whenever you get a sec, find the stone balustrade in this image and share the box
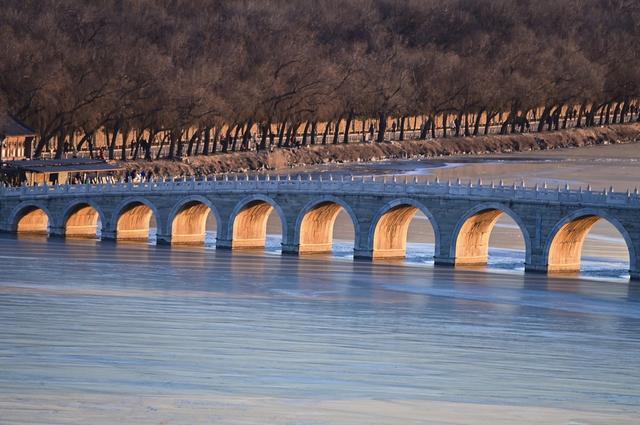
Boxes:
[1,174,638,208]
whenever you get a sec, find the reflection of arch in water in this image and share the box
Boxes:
[544,209,635,273]
[11,202,51,235]
[62,201,105,239]
[228,195,286,249]
[113,197,159,242]
[451,203,531,266]
[369,199,440,259]
[168,196,219,245]
[295,196,358,254]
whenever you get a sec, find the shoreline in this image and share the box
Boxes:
[1,392,637,425]
[120,123,640,176]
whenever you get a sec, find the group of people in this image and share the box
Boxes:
[124,169,153,183]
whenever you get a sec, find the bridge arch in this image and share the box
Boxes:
[112,197,160,242]
[544,208,636,274]
[228,194,287,249]
[167,196,220,245]
[294,196,359,254]
[450,203,531,266]
[9,202,52,235]
[61,200,106,239]
[368,198,440,259]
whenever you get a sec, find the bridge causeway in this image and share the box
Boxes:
[1,174,638,279]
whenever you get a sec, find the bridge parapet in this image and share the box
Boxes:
[1,175,639,208]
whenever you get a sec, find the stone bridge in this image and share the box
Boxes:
[1,174,639,279]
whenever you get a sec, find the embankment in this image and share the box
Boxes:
[121,123,640,176]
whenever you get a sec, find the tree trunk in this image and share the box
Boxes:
[284,123,293,147]
[268,125,275,148]
[241,120,253,151]
[54,127,66,159]
[187,129,200,156]
[277,122,286,147]
[34,132,51,159]
[221,126,233,153]
[202,127,211,155]
[399,116,406,141]
[212,126,220,154]
[332,117,342,144]
[419,116,429,139]
[194,129,202,155]
[259,121,269,151]
[473,109,484,136]
[562,108,569,129]
[576,103,586,128]
[520,110,529,132]
[484,112,495,135]
[301,121,310,146]
[231,124,241,152]
[156,133,169,159]
[464,113,470,136]
[88,132,95,159]
[129,130,138,158]
[108,123,121,160]
[120,126,130,161]
[142,131,152,160]
[586,105,597,127]
[547,107,556,131]
[552,106,561,130]
[537,106,551,132]
[500,112,511,134]
[612,102,620,124]
[620,99,629,123]
[603,103,612,125]
[76,130,93,152]
[343,111,353,144]
[442,112,448,138]
[168,130,178,159]
[376,113,387,143]
[510,108,518,133]
[321,122,329,145]
[176,129,187,157]
[310,121,317,145]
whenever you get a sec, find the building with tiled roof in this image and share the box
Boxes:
[0,114,36,160]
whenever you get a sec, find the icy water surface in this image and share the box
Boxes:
[1,233,640,424]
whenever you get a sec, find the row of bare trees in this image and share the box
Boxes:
[1,0,639,160]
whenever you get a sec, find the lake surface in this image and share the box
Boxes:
[1,234,639,424]
[3,150,640,424]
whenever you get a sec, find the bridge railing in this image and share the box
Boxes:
[1,175,639,207]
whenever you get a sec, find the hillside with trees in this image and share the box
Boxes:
[1,0,639,160]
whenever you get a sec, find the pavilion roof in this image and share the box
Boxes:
[0,114,35,138]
